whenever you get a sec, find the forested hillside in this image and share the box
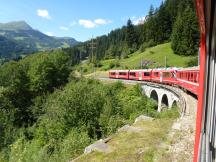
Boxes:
[70,0,199,66]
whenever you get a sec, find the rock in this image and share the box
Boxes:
[118,124,130,132]
[135,115,154,123]
[118,124,142,132]
[103,136,112,143]
[84,139,111,154]
[172,122,181,130]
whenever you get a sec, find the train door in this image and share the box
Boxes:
[139,71,142,80]
[116,72,119,78]
[160,72,163,83]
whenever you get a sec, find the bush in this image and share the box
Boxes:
[109,60,120,69]
[139,40,157,53]
[109,62,115,69]
[156,107,180,119]
[83,68,88,73]
[187,56,198,67]
[50,128,91,161]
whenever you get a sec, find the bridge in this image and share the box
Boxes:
[100,78,187,114]
[141,84,179,112]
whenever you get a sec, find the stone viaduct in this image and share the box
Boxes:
[141,84,179,112]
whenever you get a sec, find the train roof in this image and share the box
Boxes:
[109,70,129,72]
[109,66,199,73]
[129,69,152,72]
[178,66,200,71]
[152,68,178,71]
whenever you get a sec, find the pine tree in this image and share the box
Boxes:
[171,6,199,55]
[148,5,155,17]
[126,19,137,50]
[155,2,172,43]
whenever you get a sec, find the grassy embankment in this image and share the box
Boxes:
[76,108,179,162]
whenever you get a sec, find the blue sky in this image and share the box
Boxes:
[0,0,163,41]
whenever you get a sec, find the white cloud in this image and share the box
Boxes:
[45,32,54,36]
[132,16,146,25]
[131,16,136,19]
[70,21,77,26]
[78,19,112,28]
[94,19,111,25]
[37,9,51,19]
[60,26,69,31]
[79,19,96,28]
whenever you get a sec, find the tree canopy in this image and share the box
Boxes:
[66,0,199,61]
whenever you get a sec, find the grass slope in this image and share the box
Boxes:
[78,43,196,75]
[119,43,194,68]
[76,108,179,162]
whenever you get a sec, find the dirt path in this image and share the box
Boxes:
[159,88,197,162]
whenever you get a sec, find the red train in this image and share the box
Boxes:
[194,0,216,161]
[109,68,199,96]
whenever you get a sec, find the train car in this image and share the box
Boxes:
[176,68,199,95]
[151,68,177,84]
[128,70,140,80]
[109,70,129,79]
[128,69,152,81]
[151,69,161,83]
[194,0,216,161]
[142,69,152,81]
[109,70,118,79]
[161,69,177,85]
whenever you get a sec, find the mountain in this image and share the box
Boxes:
[0,36,25,59]
[0,21,79,59]
[0,21,32,30]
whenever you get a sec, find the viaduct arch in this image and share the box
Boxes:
[142,84,179,112]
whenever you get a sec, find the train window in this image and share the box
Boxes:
[188,72,190,81]
[163,72,171,78]
[194,72,197,83]
[119,72,127,75]
[197,72,199,83]
[129,72,136,76]
[154,72,159,77]
[144,72,150,76]
[191,72,194,81]
[194,72,196,82]
[195,72,199,83]
[111,72,116,75]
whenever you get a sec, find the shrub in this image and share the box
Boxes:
[187,56,198,67]
[109,62,115,69]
